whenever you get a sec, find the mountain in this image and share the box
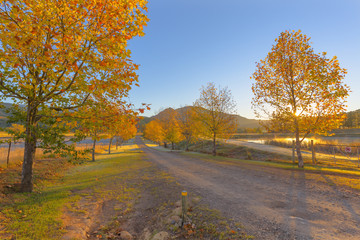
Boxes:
[0,102,16,128]
[138,106,261,131]
[231,114,261,129]
[0,102,14,117]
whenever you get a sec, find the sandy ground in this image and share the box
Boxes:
[136,137,360,240]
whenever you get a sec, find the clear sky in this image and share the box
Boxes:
[128,0,360,119]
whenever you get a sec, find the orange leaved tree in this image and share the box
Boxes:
[0,0,148,192]
[251,30,349,168]
[107,114,138,154]
[143,120,164,145]
[157,108,183,150]
[176,106,200,151]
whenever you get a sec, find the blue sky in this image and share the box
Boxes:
[128,0,360,119]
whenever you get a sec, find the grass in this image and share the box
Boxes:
[0,141,111,168]
[177,199,253,240]
[0,146,45,168]
[0,143,149,240]
[178,138,360,170]
[181,151,360,190]
[183,150,360,175]
[0,131,10,138]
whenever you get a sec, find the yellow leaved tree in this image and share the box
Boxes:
[143,120,164,145]
[0,0,148,192]
[251,30,350,168]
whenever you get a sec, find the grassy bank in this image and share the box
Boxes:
[180,151,360,191]
[0,144,148,239]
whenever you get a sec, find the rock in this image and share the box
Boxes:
[175,200,181,207]
[191,197,201,204]
[120,231,133,240]
[140,228,151,240]
[172,207,181,216]
[167,215,181,225]
[151,231,170,240]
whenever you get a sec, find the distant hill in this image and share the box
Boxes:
[0,102,13,117]
[140,106,360,131]
[137,116,151,132]
[138,106,261,131]
[0,102,16,128]
[231,114,260,129]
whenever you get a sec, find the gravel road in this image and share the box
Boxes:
[136,137,360,240]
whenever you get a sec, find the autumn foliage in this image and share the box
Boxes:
[251,30,349,167]
[0,0,148,192]
[143,120,164,144]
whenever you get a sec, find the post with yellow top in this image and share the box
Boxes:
[181,190,188,227]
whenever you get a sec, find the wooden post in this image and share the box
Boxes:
[181,191,187,227]
[357,147,359,168]
[311,140,316,164]
[6,141,11,168]
[292,140,295,164]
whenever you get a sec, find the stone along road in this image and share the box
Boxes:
[136,137,360,240]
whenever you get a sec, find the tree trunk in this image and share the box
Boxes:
[21,136,37,192]
[108,137,113,154]
[295,119,304,168]
[185,137,191,151]
[92,139,97,162]
[6,141,11,168]
[21,103,38,192]
[185,140,189,151]
[212,133,216,156]
[171,142,174,150]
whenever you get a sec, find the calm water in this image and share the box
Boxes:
[244,136,360,145]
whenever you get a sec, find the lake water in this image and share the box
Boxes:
[244,136,360,145]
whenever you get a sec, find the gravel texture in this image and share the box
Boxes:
[136,137,360,240]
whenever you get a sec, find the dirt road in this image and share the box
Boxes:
[136,137,360,240]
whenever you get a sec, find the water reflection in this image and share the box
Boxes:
[244,137,360,145]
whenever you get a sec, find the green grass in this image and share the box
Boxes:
[0,145,149,240]
[182,151,360,177]
[181,151,360,191]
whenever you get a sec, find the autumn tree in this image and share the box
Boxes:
[194,82,237,156]
[251,30,349,168]
[75,102,110,162]
[76,99,140,161]
[164,120,183,150]
[156,108,183,150]
[143,120,164,145]
[176,106,200,151]
[0,0,148,192]
[107,114,138,154]
[114,122,137,149]
[344,110,360,128]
